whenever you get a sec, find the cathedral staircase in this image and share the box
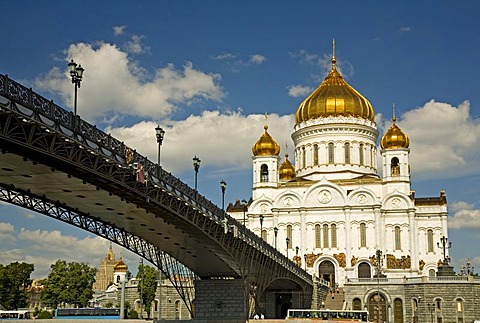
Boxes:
[322,288,346,310]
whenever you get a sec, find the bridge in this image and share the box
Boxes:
[0,73,324,319]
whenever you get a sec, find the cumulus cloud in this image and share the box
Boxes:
[113,25,127,36]
[249,54,266,65]
[125,35,150,54]
[33,42,224,124]
[0,222,16,243]
[287,85,313,98]
[392,100,480,180]
[399,26,412,33]
[448,201,480,229]
[106,111,295,175]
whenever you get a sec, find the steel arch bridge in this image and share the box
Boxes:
[0,73,320,319]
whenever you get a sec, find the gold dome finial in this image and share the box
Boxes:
[279,143,295,181]
[380,108,410,149]
[114,257,128,272]
[252,119,280,156]
[295,41,375,124]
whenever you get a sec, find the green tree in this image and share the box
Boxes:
[41,260,97,308]
[0,262,34,309]
[136,263,158,318]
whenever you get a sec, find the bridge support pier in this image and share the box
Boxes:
[194,278,248,320]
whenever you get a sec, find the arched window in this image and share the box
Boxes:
[328,142,335,164]
[359,144,364,166]
[391,157,400,176]
[323,224,329,248]
[302,146,306,168]
[154,300,158,311]
[287,225,292,248]
[352,298,362,311]
[331,224,337,248]
[261,229,267,241]
[456,298,464,322]
[344,143,350,164]
[394,226,401,250]
[360,223,366,248]
[435,298,442,311]
[427,229,434,253]
[260,164,269,182]
[313,144,319,165]
[394,298,404,323]
[429,269,436,277]
[175,300,181,319]
[315,224,321,248]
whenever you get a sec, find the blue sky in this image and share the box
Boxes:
[1,1,480,279]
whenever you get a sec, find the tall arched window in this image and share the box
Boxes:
[344,143,350,164]
[287,225,292,248]
[323,224,329,248]
[313,144,319,165]
[427,229,434,253]
[331,224,337,248]
[394,298,404,323]
[456,298,464,322]
[394,226,401,250]
[175,300,181,319]
[328,142,335,164]
[302,147,306,169]
[315,224,321,248]
[360,223,366,248]
[359,144,364,166]
[391,157,400,176]
[260,164,269,182]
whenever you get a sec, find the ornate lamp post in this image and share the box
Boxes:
[375,249,383,323]
[286,237,290,258]
[427,303,434,323]
[259,215,264,239]
[155,126,165,176]
[241,199,247,231]
[437,236,452,264]
[220,180,227,210]
[193,156,201,191]
[68,59,84,116]
[274,227,278,249]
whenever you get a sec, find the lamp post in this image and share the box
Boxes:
[193,156,201,191]
[139,258,144,320]
[242,199,247,231]
[375,249,383,323]
[220,180,227,210]
[68,59,84,116]
[274,227,278,249]
[304,254,307,270]
[286,237,290,258]
[437,236,452,264]
[155,126,165,176]
[259,215,264,239]
[427,303,434,323]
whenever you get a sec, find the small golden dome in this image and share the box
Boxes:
[279,153,295,181]
[252,125,280,156]
[295,56,375,124]
[380,117,410,149]
[113,258,128,272]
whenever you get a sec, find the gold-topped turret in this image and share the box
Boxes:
[279,152,295,181]
[113,258,128,272]
[295,40,375,124]
[252,124,280,156]
[380,115,410,149]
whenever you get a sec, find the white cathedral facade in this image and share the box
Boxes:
[228,51,448,289]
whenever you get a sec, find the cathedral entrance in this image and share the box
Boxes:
[318,260,335,288]
[358,262,372,278]
[368,292,386,323]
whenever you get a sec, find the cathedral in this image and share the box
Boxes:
[228,46,449,288]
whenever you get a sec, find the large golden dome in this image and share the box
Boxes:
[295,55,375,124]
[113,258,128,272]
[252,125,280,156]
[380,117,410,149]
[279,153,295,181]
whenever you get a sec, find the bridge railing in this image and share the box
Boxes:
[0,73,312,283]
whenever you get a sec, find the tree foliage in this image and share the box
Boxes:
[136,263,158,318]
[41,260,97,308]
[0,262,34,310]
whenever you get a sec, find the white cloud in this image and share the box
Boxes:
[287,85,313,98]
[125,35,150,54]
[212,52,236,61]
[113,25,127,36]
[34,42,225,124]
[106,111,295,175]
[0,222,16,243]
[399,26,412,33]
[448,201,480,229]
[249,54,266,65]
[394,100,480,180]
